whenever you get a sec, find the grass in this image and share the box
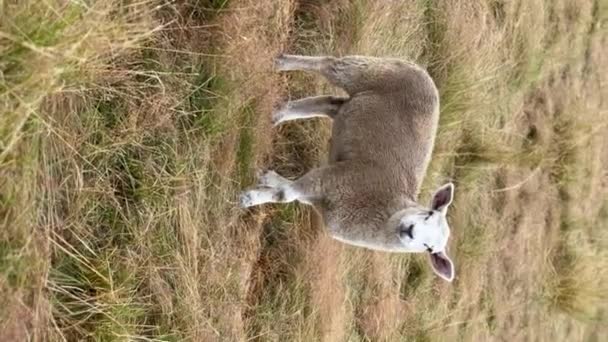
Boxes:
[1,0,607,341]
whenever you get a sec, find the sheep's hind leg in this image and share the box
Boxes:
[275,54,413,95]
[273,95,347,126]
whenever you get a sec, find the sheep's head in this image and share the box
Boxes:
[393,183,455,281]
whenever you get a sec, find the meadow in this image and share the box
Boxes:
[1,0,607,340]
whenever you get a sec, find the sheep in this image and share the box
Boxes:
[240,54,455,282]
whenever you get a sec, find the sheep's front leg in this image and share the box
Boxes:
[239,163,358,209]
[239,188,275,207]
[239,171,311,208]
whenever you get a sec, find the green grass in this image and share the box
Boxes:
[236,103,256,186]
[245,204,317,340]
[50,247,145,339]
[184,66,228,137]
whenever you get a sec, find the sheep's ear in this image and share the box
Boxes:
[431,183,454,213]
[428,251,454,282]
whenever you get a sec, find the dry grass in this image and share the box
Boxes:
[1,0,607,341]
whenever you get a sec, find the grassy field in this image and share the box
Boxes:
[1,0,607,340]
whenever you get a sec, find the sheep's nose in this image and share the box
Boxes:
[399,224,414,239]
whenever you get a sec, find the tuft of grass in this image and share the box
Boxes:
[545,230,608,322]
[50,246,145,340]
[0,0,157,160]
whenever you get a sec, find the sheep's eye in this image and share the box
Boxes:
[424,211,433,221]
[424,243,433,253]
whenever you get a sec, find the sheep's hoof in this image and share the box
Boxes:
[274,54,289,71]
[239,191,255,208]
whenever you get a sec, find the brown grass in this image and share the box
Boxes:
[1,0,607,341]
